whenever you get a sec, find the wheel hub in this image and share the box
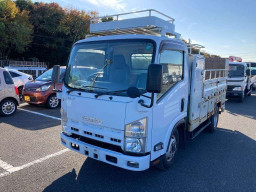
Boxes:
[49,97,58,108]
[2,101,15,115]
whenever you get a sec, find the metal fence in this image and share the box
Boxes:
[0,60,48,78]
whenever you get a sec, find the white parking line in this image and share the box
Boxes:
[0,159,14,170]
[18,108,61,121]
[0,149,69,178]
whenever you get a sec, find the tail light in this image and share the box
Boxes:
[14,86,19,95]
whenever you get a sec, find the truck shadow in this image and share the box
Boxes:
[43,128,256,192]
[225,91,256,120]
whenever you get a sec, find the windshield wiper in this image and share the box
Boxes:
[67,86,106,94]
[95,88,148,99]
[94,89,128,98]
[90,59,111,87]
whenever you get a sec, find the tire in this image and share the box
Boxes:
[207,106,219,133]
[18,86,23,101]
[157,128,179,171]
[0,99,17,117]
[46,94,59,109]
[239,92,245,102]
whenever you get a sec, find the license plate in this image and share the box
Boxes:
[24,96,30,101]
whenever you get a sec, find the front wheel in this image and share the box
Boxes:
[0,99,17,117]
[207,106,219,133]
[157,128,179,170]
[239,92,245,102]
[46,94,59,109]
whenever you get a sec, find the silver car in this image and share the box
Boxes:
[0,68,20,116]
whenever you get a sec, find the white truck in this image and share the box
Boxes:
[52,10,228,171]
[227,61,256,102]
[246,62,256,90]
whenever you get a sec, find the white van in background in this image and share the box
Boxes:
[5,68,33,97]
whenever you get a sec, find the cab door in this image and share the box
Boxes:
[151,41,189,161]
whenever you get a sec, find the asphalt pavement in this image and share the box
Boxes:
[0,92,256,192]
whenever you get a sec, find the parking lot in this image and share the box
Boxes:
[0,92,256,192]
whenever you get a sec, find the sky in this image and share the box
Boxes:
[33,0,256,61]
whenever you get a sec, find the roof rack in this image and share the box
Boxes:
[90,9,175,23]
[187,43,205,54]
[89,9,180,38]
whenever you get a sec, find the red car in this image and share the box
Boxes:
[23,67,66,109]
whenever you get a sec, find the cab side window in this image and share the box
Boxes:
[158,49,184,99]
[3,71,14,85]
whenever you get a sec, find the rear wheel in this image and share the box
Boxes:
[207,106,219,133]
[157,128,179,171]
[0,99,17,117]
[46,94,59,109]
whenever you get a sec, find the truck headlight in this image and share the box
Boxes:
[124,118,147,153]
[233,87,242,91]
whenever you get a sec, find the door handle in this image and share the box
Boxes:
[181,98,185,112]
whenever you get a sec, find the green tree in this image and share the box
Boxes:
[27,3,97,67]
[0,0,33,58]
[15,0,33,11]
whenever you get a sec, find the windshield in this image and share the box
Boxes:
[65,39,155,96]
[36,68,65,81]
[228,65,244,78]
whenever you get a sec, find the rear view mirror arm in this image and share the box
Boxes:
[138,92,154,108]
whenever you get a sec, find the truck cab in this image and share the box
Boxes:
[227,61,254,102]
[54,10,228,171]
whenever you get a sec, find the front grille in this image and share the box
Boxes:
[95,134,104,139]
[71,133,123,153]
[71,127,79,132]
[84,131,92,136]
[111,138,121,143]
[227,85,236,92]
[30,97,37,102]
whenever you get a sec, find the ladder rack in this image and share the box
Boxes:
[89,9,180,38]
[90,9,175,24]
[187,44,205,54]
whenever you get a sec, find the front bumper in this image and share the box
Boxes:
[22,91,49,105]
[61,133,150,171]
[226,91,243,97]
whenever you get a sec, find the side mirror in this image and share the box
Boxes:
[146,64,163,93]
[138,64,162,109]
[52,65,60,90]
[52,65,60,84]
